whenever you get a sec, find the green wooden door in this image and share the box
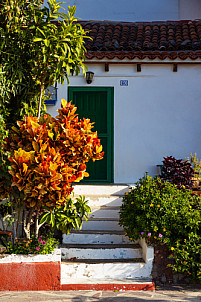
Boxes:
[68,87,114,183]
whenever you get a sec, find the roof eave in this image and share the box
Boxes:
[85,50,201,63]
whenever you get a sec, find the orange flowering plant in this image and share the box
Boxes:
[1,99,103,240]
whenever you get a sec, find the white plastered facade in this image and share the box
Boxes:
[47,59,201,183]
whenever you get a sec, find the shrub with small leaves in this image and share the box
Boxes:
[119,174,201,282]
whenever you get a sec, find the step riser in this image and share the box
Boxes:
[61,247,142,260]
[81,220,123,231]
[63,233,132,245]
[61,262,152,283]
[73,185,129,196]
[89,209,120,219]
[77,196,123,207]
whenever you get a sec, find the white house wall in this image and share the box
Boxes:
[179,0,201,20]
[47,63,201,183]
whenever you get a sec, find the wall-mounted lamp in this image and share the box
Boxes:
[86,71,94,84]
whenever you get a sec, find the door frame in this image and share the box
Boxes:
[68,86,114,183]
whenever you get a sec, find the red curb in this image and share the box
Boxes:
[61,282,155,291]
[0,262,61,291]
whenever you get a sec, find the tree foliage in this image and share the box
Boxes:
[0,0,87,126]
[0,0,44,127]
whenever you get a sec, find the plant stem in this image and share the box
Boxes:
[37,67,47,119]
[16,206,21,237]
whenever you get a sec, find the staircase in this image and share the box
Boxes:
[60,185,154,291]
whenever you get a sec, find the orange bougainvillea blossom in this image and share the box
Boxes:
[7,99,104,210]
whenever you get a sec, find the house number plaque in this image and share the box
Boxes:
[120,80,128,86]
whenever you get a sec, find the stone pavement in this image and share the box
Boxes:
[0,285,201,302]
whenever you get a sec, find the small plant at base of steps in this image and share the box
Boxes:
[40,195,91,235]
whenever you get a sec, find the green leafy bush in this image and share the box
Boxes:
[119,174,201,282]
[40,195,91,235]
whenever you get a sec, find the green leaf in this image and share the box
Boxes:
[44,39,50,47]
[36,27,47,38]
[33,38,43,42]
[50,212,55,228]
[39,212,50,225]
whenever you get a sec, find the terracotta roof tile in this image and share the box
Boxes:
[78,20,201,60]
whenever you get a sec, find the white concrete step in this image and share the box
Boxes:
[73,184,129,196]
[89,208,120,219]
[61,260,153,284]
[81,220,123,231]
[62,232,132,245]
[86,196,123,207]
[61,244,142,260]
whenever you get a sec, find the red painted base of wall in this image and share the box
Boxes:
[61,282,155,291]
[0,262,61,291]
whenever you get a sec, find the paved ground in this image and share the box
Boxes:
[0,285,200,302]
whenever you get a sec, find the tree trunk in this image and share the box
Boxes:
[34,210,46,238]
[0,215,5,232]
[23,207,34,240]
[37,82,44,119]
[35,210,39,238]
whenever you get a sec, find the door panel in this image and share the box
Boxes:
[68,87,114,183]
